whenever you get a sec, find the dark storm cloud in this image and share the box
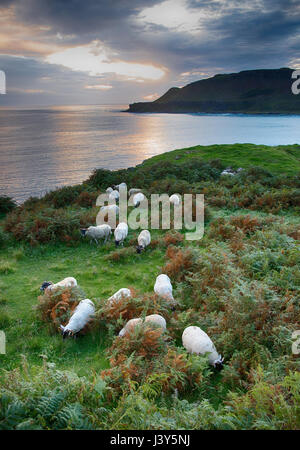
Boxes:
[5,0,300,68]
[13,0,162,34]
[1,0,299,105]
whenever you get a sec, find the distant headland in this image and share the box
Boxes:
[127,68,300,114]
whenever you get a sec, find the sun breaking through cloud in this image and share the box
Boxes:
[46,40,166,81]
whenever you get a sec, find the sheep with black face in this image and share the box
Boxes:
[154,274,177,308]
[80,224,111,245]
[40,277,77,293]
[182,326,224,371]
[114,222,128,246]
[60,298,95,339]
[136,229,151,253]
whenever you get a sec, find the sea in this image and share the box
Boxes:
[0,104,300,203]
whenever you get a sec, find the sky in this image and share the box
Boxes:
[0,0,299,106]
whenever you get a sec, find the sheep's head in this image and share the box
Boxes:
[80,228,87,237]
[213,355,224,371]
[115,240,120,247]
[136,245,144,254]
[40,281,53,292]
[60,325,72,340]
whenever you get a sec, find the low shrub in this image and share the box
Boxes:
[37,286,86,334]
[162,246,196,282]
[0,196,17,214]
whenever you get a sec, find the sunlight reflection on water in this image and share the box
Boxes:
[0,104,299,202]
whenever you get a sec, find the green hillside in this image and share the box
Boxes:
[141,143,300,175]
[0,143,299,430]
[128,68,300,114]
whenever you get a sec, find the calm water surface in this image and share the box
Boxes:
[0,104,300,202]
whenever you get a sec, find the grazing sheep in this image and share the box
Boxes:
[182,326,224,370]
[119,318,142,337]
[129,188,142,196]
[133,192,145,208]
[113,182,127,191]
[107,288,132,306]
[136,230,151,253]
[169,194,180,206]
[119,314,166,337]
[108,190,120,202]
[221,169,235,176]
[40,277,77,293]
[106,187,113,194]
[154,274,176,307]
[144,314,166,330]
[114,222,128,246]
[80,224,111,245]
[60,299,95,339]
[100,204,119,215]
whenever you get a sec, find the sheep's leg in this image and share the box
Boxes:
[94,238,99,245]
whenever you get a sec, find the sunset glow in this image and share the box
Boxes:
[46,41,166,81]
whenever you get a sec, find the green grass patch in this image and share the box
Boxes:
[141,143,300,174]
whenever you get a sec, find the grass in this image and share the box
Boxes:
[0,143,299,430]
[0,233,165,374]
[141,143,300,175]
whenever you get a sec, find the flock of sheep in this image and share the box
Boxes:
[39,182,224,371]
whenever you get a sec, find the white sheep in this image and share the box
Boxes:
[80,224,111,245]
[107,288,132,306]
[182,326,224,370]
[114,222,128,246]
[119,314,166,337]
[106,187,113,194]
[221,167,235,176]
[144,314,166,330]
[108,190,120,202]
[114,182,127,191]
[154,274,176,307]
[118,318,142,337]
[169,194,180,206]
[60,299,95,339]
[132,192,145,208]
[40,277,77,293]
[100,204,119,215]
[129,188,142,196]
[136,230,151,253]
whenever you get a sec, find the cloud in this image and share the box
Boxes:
[85,84,113,90]
[45,40,166,80]
[143,92,159,100]
[0,0,299,105]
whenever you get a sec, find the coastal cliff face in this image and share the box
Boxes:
[128,68,300,113]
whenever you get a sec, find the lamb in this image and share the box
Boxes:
[60,299,95,339]
[108,189,120,202]
[106,187,113,194]
[129,188,142,196]
[119,314,166,337]
[40,277,77,293]
[80,224,111,245]
[114,222,128,246]
[107,287,132,306]
[136,230,151,253]
[132,192,145,208]
[169,194,180,206]
[154,274,176,307]
[182,326,224,370]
